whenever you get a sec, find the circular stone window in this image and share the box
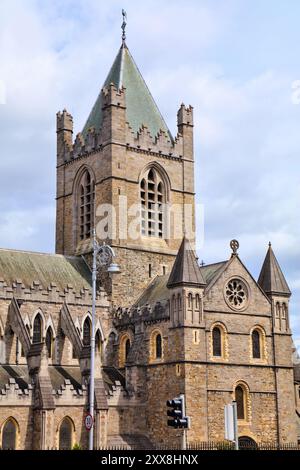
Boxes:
[225,278,249,311]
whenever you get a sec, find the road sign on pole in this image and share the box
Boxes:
[85,413,93,431]
[224,402,239,450]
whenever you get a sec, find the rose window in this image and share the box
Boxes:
[225,279,248,310]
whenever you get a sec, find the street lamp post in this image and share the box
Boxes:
[89,229,120,450]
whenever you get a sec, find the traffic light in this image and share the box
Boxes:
[166,395,189,428]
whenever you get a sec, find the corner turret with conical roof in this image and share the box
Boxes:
[167,237,206,327]
[258,242,291,297]
[55,15,196,306]
[167,237,206,288]
[258,242,291,333]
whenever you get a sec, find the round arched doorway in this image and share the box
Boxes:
[238,436,257,450]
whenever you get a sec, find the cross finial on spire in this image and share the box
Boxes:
[121,9,127,45]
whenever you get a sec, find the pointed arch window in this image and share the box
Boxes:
[46,327,53,359]
[32,314,42,344]
[140,168,165,238]
[252,330,261,359]
[125,338,131,360]
[59,417,73,450]
[83,318,91,346]
[2,418,17,450]
[79,170,95,241]
[95,330,101,353]
[212,327,222,357]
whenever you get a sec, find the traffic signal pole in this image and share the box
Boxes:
[180,394,187,450]
[166,394,189,450]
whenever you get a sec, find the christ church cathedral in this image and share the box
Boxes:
[0,17,299,450]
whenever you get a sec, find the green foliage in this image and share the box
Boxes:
[72,443,82,450]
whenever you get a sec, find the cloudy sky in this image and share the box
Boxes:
[0,0,299,351]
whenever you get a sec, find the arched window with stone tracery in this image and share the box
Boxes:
[78,169,95,241]
[1,418,18,450]
[58,417,74,450]
[140,168,166,238]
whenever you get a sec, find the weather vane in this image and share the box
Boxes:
[121,9,127,44]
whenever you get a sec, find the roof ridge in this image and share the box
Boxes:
[0,247,65,257]
[200,260,228,269]
[0,248,84,260]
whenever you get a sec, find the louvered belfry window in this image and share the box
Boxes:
[140,168,164,238]
[79,170,95,241]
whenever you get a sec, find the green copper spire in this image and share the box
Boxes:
[82,43,173,141]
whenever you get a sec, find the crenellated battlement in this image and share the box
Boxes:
[102,83,126,108]
[177,103,194,126]
[57,83,193,164]
[0,277,108,306]
[112,300,170,327]
[0,378,33,403]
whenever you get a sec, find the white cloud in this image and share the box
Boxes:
[0,0,299,341]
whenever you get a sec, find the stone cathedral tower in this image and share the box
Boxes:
[55,35,195,307]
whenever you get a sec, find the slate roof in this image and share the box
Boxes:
[167,238,206,288]
[258,244,291,296]
[102,366,126,391]
[200,261,228,285]
[0,249,91,292]
[134,275,169,307]
[49,366,82,392]
[135,260,225,307]
[0,364,126,395]
[0,365,29,391]
[82,43,173,141]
